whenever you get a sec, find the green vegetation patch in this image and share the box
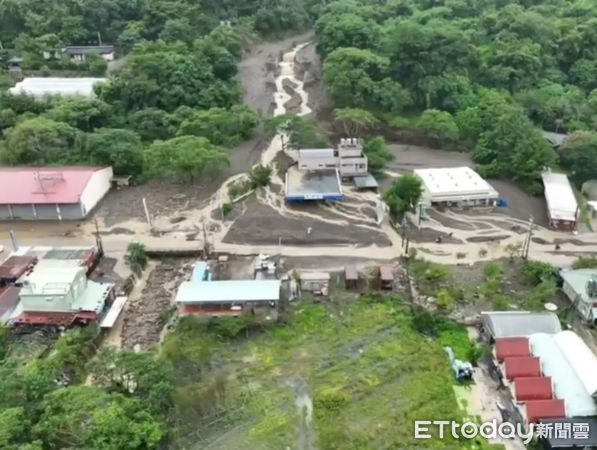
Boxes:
[164,295,489,449]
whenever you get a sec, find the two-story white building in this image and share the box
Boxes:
[297,138,368,177]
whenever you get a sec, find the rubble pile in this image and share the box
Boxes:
[121,258,193,350]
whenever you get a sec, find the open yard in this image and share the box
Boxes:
[162,291,502,450]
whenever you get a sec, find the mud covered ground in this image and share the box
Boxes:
[223,196,391,247]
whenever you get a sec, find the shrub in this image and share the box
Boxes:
[222,202,234,216]
[228,179,252,200]
[249,164,272,188]
[521,261,557,285]
[572,256,597,269]
[126,241,148,275]
[314,389,351,417]
[483,261,504,281]
[436,289,456,311]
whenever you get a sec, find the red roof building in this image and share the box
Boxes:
[503,357,542,379]
[524,399,566,423]
[495,337,530,362]
[514,377,553,401]
[0,167,113,221]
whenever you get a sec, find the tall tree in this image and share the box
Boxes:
[333,108,379,137]
[384,175,424,221]
[2,117,79,165]
[144,135,229,182]
[44,98,113,132]
[85,128,144,175]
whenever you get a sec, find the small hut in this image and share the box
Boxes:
[379,265,394,290]
[344,265,358,290]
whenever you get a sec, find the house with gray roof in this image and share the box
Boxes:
[560,268,597,325]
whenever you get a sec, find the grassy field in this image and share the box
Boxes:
[163,293,503,450]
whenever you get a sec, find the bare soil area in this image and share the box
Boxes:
[223,196,390,247]
[389,144,473,170]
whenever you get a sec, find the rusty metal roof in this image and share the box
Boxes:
[0,255,37,280]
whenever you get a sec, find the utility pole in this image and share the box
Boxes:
[94,219,104,257]
[142,197,152,230]
[97,32,103,45]
[522,215,534,260]
[401,217,410,257]
[202,221,210,259]
[9,230,18,251]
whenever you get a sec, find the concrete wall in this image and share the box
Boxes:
[80,167,113,216]
[339,157,368,176]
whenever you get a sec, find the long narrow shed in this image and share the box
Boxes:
[513,377,553,401]
[494,337,530,362]
[503,356,541,379]
[379,265,393,290]
[344,265,358,289]
[524,399,566,424]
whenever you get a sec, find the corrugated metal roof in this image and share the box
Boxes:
[482,311,561,338]
[514,377,553,401]
[525,399,566,423]
[414,167,498,201]
[0,167,104,204]
[495,337,530,361]
[9,77,106,97]
[344,265,358,280]
[560,268,597,305]
[300,272,330,281]
[100,296,127,328]
[553,331,597,398]
[530,333,597,417]
[63,45,114,54]
[0,255,37,280]
[541,170,578,222]
[191,262,209,282]
[353,174,378,189]
[379,265,393,281]
[503,357,541,379]
[175,280,280,303]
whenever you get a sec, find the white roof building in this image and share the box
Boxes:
[553,331,597,399]
[541,170,578,228]
[414,167,499,206]
[530,332,597,417]
[9,77,105,98]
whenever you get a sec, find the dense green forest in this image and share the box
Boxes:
[0,0,317,181]
[316,0,597,191]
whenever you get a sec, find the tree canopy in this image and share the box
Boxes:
[316,0,597,191]
[144,135,230,182]
[384,174,424,221]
